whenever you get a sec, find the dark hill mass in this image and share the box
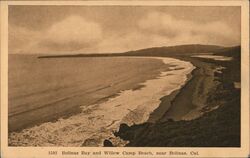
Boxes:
[123,44,224,56]
[38,44,238,58]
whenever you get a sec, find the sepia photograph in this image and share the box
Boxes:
[1,0,249,157]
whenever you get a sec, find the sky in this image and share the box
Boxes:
[9,6,241,54]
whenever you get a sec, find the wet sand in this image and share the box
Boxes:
[160,57,219,121]
[148,56,220,122]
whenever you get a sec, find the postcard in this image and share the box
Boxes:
[1,0,249,157]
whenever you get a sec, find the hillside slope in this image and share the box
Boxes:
[114,46,241,147]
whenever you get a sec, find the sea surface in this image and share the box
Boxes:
[8,54,194,146]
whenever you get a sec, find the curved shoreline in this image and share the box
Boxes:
[9,56,195,147]
[9,56,165,132]
[110,57,195,126]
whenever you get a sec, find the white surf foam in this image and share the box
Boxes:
[192,55,233,61]
[9,57,195,147]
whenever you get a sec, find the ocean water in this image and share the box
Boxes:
[8,55,194,146]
